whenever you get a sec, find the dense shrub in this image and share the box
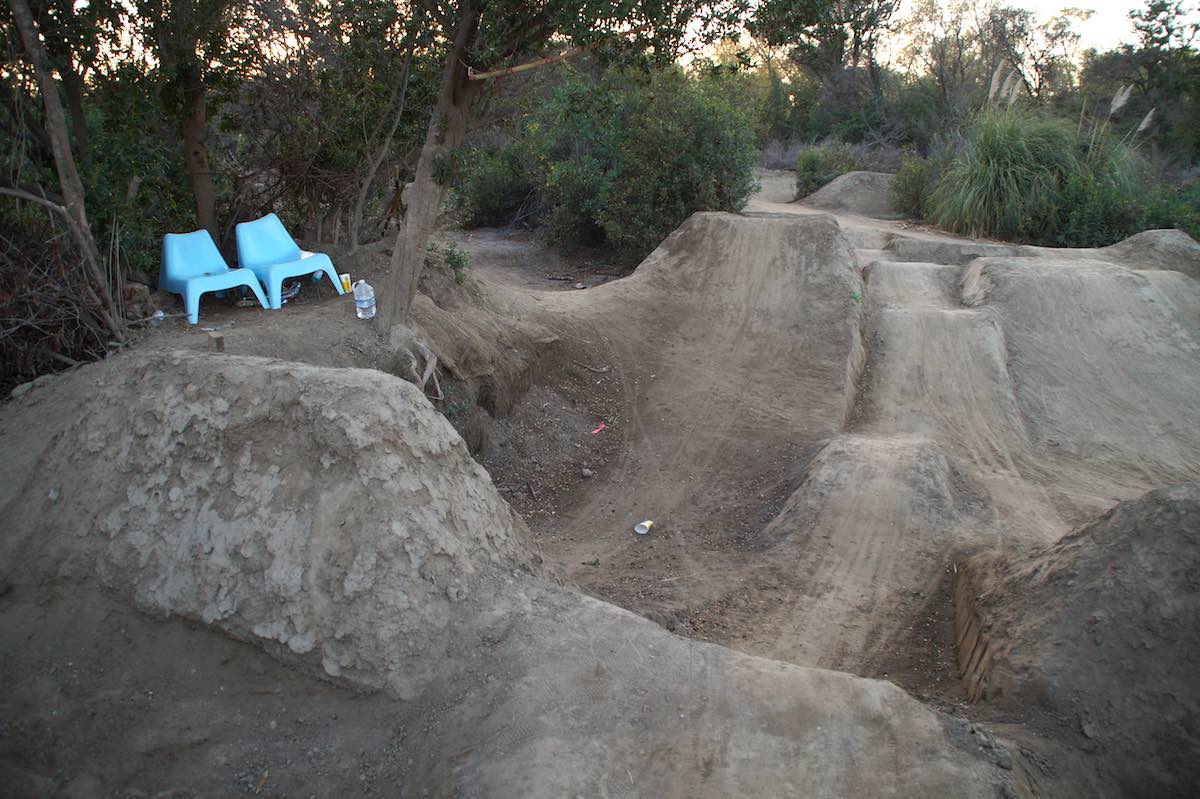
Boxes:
[891,153,933,219]
[456,66,757,263]
[450,146,533,228]
[1140,182,1200,240]
[929,110,1076,241]
[595,69,758,259]
[1055,172,1200,246]
[794,144,865,198]
[924,108,1200,247]
[1054,173,1136,247]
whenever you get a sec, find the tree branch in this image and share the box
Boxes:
[0,185,69,216]
[0,175,66,204]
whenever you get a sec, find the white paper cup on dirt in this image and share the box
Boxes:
[634,520,654,536]
[339,273,352,293]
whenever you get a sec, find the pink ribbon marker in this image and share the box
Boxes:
[591,422,606,435]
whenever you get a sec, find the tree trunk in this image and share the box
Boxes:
[179,67,217,239]
[382,5,480,329]
[61,66,89,166]
[8,0,123,341]
[350,29,418,253]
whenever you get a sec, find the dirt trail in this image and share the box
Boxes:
[472,169,1200,689]
[0,352,1016,798]
[3,169,1198,796]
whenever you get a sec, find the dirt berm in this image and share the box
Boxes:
[0,351,1014,797]
[801,171,901,219]
[956,483,1200,798]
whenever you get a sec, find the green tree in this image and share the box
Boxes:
[750,0,897,84]
[137,0,240,238]
[381,0,747,328]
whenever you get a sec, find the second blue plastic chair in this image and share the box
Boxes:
[235,213,344,309]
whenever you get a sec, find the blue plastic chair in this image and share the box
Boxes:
[235,213,344,309]
[159,230,269,325]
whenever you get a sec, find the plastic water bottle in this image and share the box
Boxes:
[353,279,376,319]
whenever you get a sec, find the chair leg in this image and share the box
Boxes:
[184,289,201,325]
[244,278,269,309]
[322,263,344,295]
[268,277,283,310]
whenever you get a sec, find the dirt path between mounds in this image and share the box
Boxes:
[3,169,1198,797]
[465,170,1200,703]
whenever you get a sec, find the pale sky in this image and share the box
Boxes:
[971,0,1199,52]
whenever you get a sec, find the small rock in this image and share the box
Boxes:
[581,468,594,478]
[574,282,586,289]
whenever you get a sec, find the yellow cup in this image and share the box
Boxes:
[339,273,352,293]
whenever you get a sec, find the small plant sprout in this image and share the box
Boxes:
[425,239,472,285]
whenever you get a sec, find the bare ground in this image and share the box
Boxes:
[2,169,1198,796]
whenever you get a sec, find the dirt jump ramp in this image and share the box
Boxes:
[0,351,1015,797]
[963,256,1200,505]
[954,483,1200,799]
[801,171,902,220]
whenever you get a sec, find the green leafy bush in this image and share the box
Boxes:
[1052,171,1200,247]
[794,144,864,198]
[929,110,1076,241]
[891,153,932,219]
[537,155,610,247]
[521,66,757,262]
[424,239,471,284]
[1053,162,1140,247]
[1140,182,1200,241]
[596,70,758,259]
[450,146,532,228]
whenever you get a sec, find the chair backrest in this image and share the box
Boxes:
[235,213,302,270]
[160,230,229,290]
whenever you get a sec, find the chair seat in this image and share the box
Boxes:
[235,213,345,310]
[247,251,334,284]
[177,266,264,295]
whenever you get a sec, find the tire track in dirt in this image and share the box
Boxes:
[480,175,1200,690]
[728,216,1069,676]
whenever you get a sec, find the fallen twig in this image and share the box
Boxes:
[573,360,609,374]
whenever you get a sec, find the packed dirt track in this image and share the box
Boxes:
[2,352,1014,797]
[2,172,1199,797]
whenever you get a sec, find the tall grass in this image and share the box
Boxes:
[929,109,1076,241]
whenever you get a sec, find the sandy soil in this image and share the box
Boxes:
[1,352,1016,798]
[461,171,1199,701]
[2,168,1198,796]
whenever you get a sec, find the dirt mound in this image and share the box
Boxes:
[0,350,541,699]
[957,483,1200,797]
[802,171,900,219]
[886,236,1023,264]
[1097,228,1200,278]
[487,211,868,626]
[962,257,1200,501]
[0,350,1017,796]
